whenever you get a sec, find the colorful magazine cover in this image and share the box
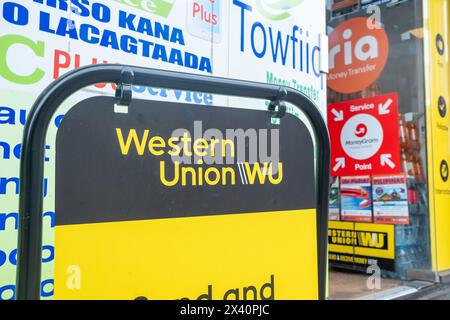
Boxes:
[340,176,373,223]
[372,174,410,225]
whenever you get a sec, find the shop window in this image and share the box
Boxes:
[326,0,431,280]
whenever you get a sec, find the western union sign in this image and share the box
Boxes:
[329,229,389,249]
[53,96,321,300]
[328,221,395,271]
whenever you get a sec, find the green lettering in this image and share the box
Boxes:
[0,34,45,84]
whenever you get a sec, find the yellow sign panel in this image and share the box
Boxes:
[354,223,395,260]
[425,0,450,272]
[55,210,318,300]
[328,221,395,270]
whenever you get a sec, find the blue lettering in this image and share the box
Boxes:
[4,246,53,266]
[39,11,55,34]
[233,0,252,52]
[138,39,154,57]
[184,52,198,69]
[0,177,48,197]
[79,24,100,44]
[1,142,51,162]
[184,91,192,103]
[3,2,29,26]
[193,92,203,104]
[91,2,110,23]
[0,250,6,267]
[33,0,69,11]
[0,212,18,231]
[0,211,51,231]
[132,86,146,94]
[56,17,79,39]
[0,281,53,300]
[204,94,213,105]
[174,90,183,100]
[306,41,310,74]
[118,10,184,45]
[43,211,55,228]
[312,45,321,77]
[70,0,90,17]
[0,285,15,300]
[8,249,16,265]
[41,279,54,297]
[118,11,137,32]
[0,177,19,195]
[13,143,21,160]
[99,30,119,50]
[171,28,185,46]
[0,106,15,125]
[168,49,183,66]
[251,22,267,58]
[42,245,54,263]
[232,1,321,80]
[159,88,168,98]
[199,57,212,73]
[291,26,299,69]
[269,28,290,66]
[154,22,169,42]
[137,18,153,36]
[0,107,26,126]
[0,141,10,159]
[146,87,159,96]
[121,35,137,55]
[55,114,64,128]
[152,44,168,62]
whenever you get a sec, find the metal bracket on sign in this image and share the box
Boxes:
[114,67,134,114]
[268,87,287,123]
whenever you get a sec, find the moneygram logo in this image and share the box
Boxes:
[354,123,368,138]
[328,17,389,94]
[341,114,383,160]
[255,0,304,21]
[114,0,176,18]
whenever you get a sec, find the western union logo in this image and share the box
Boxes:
[328,229,388,249]
[55,97,316,225]
[115,128,283,187]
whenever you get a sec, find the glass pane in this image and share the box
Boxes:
[326,0,431,283]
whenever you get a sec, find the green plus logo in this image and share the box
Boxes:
[255,0,304,21]
[114,0,175,18]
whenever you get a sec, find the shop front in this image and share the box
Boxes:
[327,0,450,299]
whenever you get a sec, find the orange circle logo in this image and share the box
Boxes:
[328,17,389,94]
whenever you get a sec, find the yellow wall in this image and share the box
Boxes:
[425,0,450,272]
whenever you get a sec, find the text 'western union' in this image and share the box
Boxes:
[115,128,283,187]
[328,229,388,249]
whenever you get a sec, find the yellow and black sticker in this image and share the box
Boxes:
[328,221,395,271]
[54,97,319,299]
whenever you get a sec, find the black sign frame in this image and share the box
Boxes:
[16,64,330,300]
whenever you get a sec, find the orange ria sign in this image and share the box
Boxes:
[328,17,389,94]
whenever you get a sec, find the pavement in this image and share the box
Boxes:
[328,269,403,300]
[397,283,450,300]
[329,269,450,300]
